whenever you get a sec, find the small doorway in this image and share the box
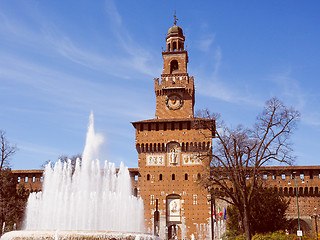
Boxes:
[168,224,181,240]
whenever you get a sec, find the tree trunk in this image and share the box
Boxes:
[243,202,251,240]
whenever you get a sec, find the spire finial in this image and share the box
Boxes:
[173,10,178,25]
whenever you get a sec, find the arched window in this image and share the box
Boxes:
[289,187,293,196]
[147,174,150,181]
[299,187,303,196]
[159,174,163,181]
[310,187,314,195]
[173,42,177,51]
[185,173,188,180]
[172,174,175,180]
[166,194,181,222]
[170,60,179,73]
[136,144,141,153]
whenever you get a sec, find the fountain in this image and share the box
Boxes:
[1,113,158,240]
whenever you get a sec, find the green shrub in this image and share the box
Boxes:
[224,230,316,240]
[251,231,313,240]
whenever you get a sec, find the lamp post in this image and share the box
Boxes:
[293,172,302,239]
[312,207,319,240]
[154,199,159,237]
[207,189,215,240]
[211,197,215,240]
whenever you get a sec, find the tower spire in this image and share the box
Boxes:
[173,10,178,25]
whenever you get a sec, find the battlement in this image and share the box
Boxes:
[154,75,194,96]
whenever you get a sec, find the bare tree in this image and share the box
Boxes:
[57,154,82,170]
[195,98,300,240]
[0,130,17,171]
[41,154,82,172]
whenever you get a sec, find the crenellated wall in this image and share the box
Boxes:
[12,165,320,235]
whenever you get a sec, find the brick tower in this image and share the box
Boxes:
[132,20,215,240]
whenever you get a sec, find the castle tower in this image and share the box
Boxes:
[132,19,215,240]
[155,22,194,119]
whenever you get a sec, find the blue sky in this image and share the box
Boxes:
[1,1,319,170]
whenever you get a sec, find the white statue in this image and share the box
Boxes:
[170,148,177,164]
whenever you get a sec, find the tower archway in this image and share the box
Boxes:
[170,60,179,73]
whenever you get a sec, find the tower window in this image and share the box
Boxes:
[170,60,179,73]
[173,42,177,51]
[147,174,150,181]
[172,174,175,180]
[159,174,163,181]
[185,173,188,180]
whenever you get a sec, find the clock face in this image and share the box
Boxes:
[165,94,183,110]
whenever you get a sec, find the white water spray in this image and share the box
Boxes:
[23,113,144,233]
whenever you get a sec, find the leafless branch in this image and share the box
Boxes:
[0,130,17,171]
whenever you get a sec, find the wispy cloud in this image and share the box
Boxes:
[0,1,159,80]
[269,68,320,129]
[196,34,215,52]
[103,0,159,77]
[303,112,320,127]
[269,68,306,110]
[0,52,152,121]
[196,47,263,106]
[0,0,158,123]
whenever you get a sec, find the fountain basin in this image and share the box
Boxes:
[0,230,160,240]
